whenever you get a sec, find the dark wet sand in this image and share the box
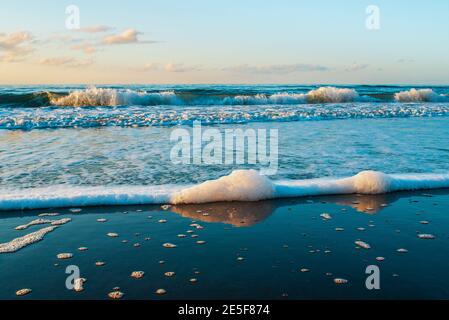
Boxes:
[1,190,449,300]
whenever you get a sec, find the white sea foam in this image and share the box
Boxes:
[170,170,274,204]
[394,89,449,102]
[1,170,449,210]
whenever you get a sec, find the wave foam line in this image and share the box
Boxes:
[1,170,449,211]
[0,185,180,211]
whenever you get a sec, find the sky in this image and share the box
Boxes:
[0,0,448,85]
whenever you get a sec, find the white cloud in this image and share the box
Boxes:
[77,25,113,33]
[39,57,93,68]
[397,58,415,63]
[103,29,154,45]
[223,63,331,74]
[0,31,35,62]
[344,63,369,72]
[164,63,202,72]
[71,43,97,54]
[143,62,161,71]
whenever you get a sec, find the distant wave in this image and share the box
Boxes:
[47,86,372,106]
[1,86,448,108]
[1,170,449,210]
[2,86,449,130]
[394,89,449,102]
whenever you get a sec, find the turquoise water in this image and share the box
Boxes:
[1,118,449,189]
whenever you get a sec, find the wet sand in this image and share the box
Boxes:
[1,190,449,300]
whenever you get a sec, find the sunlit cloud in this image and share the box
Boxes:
[71,43,97,54]
[143,62,161,71]
[223,63,331,74]
[103,29,155,45]
[45,34,81,44]
[0,31,35,62]
[164,63,202,72]
[77,25,113,33]
[39,57,93,68]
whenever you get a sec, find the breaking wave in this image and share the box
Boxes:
[1,86,448,108]
[1,170,449,210]
[394,89,449,102]
[49,88,181,106]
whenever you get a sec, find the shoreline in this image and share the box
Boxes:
[2,170,449,211]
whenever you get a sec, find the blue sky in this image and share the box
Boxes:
[0,0,448,84]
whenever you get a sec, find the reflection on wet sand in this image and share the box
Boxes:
[334,194,391,214]
[170,201,274,227]
[169,190,448,225]
[169,194,391,226]
[331,191,441,214]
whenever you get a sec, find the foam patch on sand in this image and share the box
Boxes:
[0,226,57,253]
[15,218,71,230]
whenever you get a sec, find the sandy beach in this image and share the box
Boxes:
[1,190,448,300]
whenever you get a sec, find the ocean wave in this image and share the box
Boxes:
[1,170,449,210]
[395,88,449,102]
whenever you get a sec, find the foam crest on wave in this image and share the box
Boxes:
[1,170,449,210]
[394,89,449,102]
